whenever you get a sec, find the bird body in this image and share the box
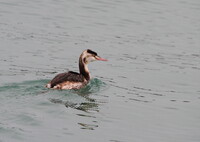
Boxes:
[46,49,107,90]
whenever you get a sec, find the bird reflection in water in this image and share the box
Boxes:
[49,78,106,112]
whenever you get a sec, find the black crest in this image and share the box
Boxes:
[87,49,97,56]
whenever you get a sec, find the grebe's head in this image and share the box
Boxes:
[81,49,107,64]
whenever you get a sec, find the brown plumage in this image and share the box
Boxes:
[50,72,86,88]
[46,49,107,90]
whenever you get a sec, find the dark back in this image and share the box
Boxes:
[50,71,85,88]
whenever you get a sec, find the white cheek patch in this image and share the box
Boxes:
[87,56,96,62]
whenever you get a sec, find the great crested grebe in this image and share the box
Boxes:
[46,49,107,89]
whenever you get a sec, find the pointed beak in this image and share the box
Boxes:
[95,56,108,61]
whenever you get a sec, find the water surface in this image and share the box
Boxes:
[0,0,200,142]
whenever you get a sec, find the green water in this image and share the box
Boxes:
[0,78,106,110]
[0,78,108,141]
[0,0,200,142]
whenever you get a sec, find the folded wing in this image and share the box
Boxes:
[50,71,85,88]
